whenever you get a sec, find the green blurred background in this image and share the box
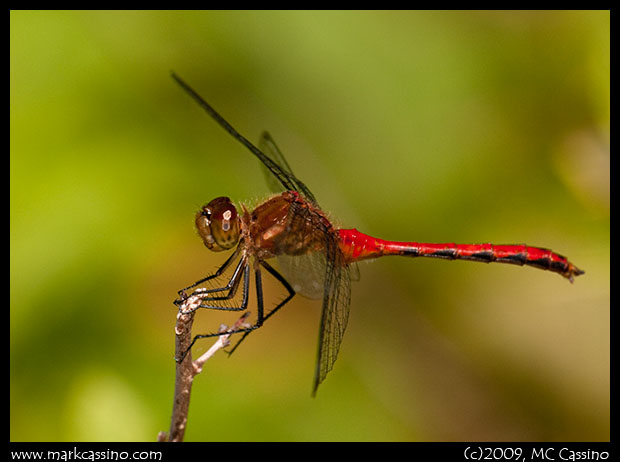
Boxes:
[10,11,609,441]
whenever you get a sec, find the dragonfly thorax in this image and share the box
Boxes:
[195,196,241,251]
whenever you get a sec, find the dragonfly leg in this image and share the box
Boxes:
[174,251,249,313]
[179,258,250,314]
[226,260,296,356]
[195,254,249,305]
[178,259,297,362]
[175,245,242,304]
[175,265,251,363]
[178,263,263,362]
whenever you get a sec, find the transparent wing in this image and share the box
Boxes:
[312,233,352,395]
[267,194,352,394]
[257,159,325,298]
[273,197,328,298]
[258,131,317,203]
[276,253,325,300]
[172,73,316,203]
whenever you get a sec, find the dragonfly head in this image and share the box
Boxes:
[195,197,241,251]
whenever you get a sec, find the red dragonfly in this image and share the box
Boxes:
[171,73,584,395]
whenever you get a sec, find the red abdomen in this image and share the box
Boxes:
[338,228,584,282]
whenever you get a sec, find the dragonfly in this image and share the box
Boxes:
[171,73,584,395]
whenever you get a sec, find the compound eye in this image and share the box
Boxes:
[195,197,240,251]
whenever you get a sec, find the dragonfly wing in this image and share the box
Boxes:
[271,196,328,299]
[258,131,317,203]
[171,74,315,202]
[312,236,352,395]
[258,131,294,194]
[276,253,325,300]
[266,194,352,393]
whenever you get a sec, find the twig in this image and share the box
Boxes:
[193,311,251,373]
[165,295,198,442]
[161,294,250,442]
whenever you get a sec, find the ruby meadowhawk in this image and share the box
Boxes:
[171,73,584,395]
